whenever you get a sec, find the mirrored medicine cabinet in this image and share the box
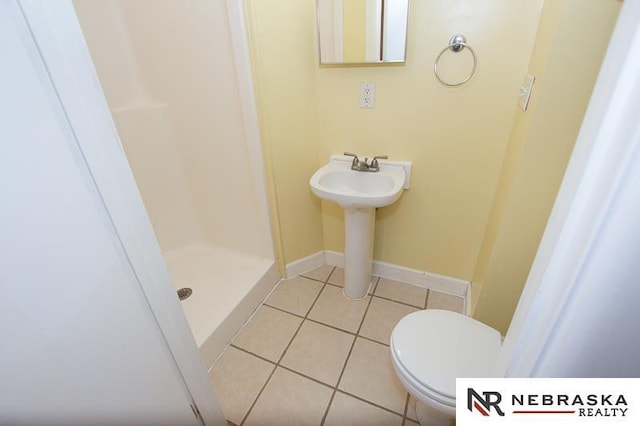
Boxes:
[317,0,410,65]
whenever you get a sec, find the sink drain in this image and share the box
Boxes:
[177,287,193,301]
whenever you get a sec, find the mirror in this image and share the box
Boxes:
[317,0,410,64]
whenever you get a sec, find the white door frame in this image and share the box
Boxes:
[16,1,225,423]
[496,0,640,376]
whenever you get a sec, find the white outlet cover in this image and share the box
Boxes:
[360,82,375,108]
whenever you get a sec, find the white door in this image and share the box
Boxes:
[0,3,207,424]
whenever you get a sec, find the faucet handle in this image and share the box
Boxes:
[371,155,389,169]
[343,152,359,168]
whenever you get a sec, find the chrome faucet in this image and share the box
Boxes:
[344,152,389,172]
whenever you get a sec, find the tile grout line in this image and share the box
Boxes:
[335,389,409,419]
[299,275,328,284]
[278,364,338,389]
[264,275,419,337]
[354,275,412,422]
[352,275,411,422]
[233,337,408,424]
[229,344,277,366]
[319,336,353,424]
[271,362,410,419]
[372,293,426,310]
[212,275,288,368]
[325,266,338,285]
[357,334,391,347]
[305,317,358,336]
[239,267,336,426]
[320,276,379,425]
[223,268,463,425]
[262,303,307,320]
[265,292,422,323]
[261,303,378,341]
[308,272,428,310]
[232,343,408,419]
[238,355,278,426]
[235,269,417,424]
[402,392,411,426]
[275,280,328,365]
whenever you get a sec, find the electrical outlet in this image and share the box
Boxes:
[360,83,375,108]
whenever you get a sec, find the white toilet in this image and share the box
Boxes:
[390,309,502,426]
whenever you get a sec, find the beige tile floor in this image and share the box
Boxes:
[209,266,465,426]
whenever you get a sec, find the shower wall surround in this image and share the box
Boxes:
[74,0,277,365]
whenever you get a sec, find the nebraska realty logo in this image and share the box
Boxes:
[457,379,639,425]
[468,387,628,417]
[468,389,505,416]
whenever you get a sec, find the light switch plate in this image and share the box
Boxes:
[519,74,535,111]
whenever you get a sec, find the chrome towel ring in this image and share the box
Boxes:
[434,34,477,87]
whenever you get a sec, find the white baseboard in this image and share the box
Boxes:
[205,252,473,370]
[373,260,468,297]
[284,251,326,279]
[311,250,469,298]
[325,250,344,268]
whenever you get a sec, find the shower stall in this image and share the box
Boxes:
[73,0,278,368]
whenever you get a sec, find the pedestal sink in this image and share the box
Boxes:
[310,155,412,299]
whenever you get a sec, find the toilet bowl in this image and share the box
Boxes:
[390,309,502,426]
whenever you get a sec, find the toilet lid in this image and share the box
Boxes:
[391,309,502,400]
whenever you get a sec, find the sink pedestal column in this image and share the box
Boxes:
[343,207,375,299]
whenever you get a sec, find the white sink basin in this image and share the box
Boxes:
[310,156,409,209]
[309,155,412,299]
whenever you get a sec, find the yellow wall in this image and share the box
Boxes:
[247,0,618,332]
[343,0,367,62]
[245,0,324,270]
[248,0,543,272]
[316,0,544,279]
[472,0,621,333]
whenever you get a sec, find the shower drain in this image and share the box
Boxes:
[177,287,193,301]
